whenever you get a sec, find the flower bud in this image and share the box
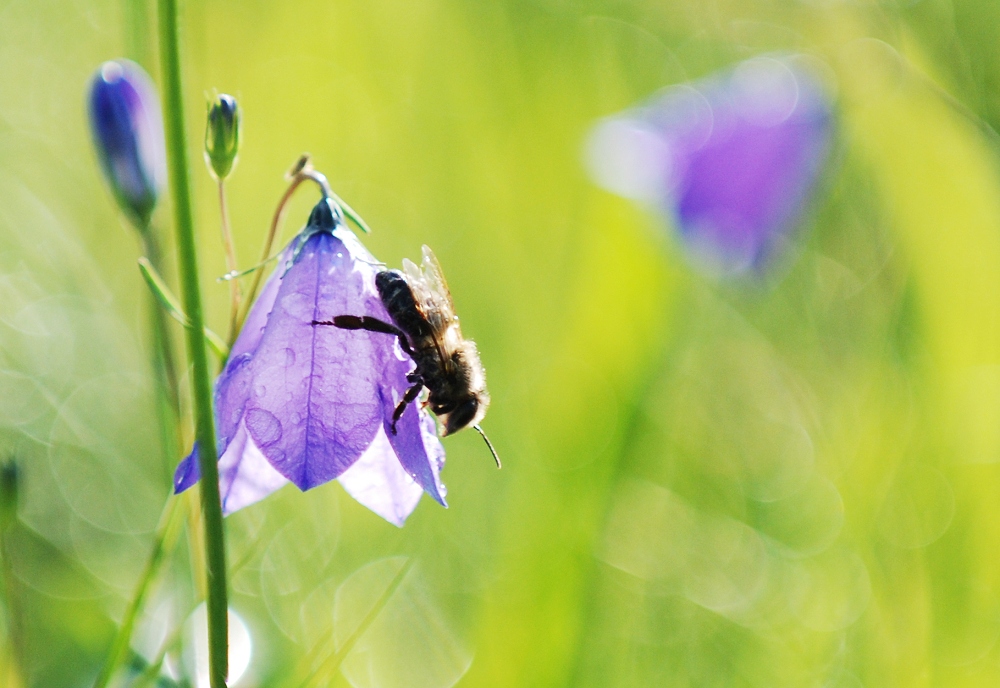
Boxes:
[205,94,241,180]
[87,60,167,230]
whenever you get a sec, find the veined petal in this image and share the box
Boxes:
[172,420,290,514]
[243,231,384,489]
[230,245,294,362]
[380,342,447,506]
[338,427,425,527]
[214,246,295,454]
[218,419,290,514]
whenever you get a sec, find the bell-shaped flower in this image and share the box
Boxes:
[585,55,834,275]
[87,60,167,229]
[174,197,447,526]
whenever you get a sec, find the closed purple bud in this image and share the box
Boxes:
[174,198,447,526]
[87,60,167,229]
[586,55,834,275]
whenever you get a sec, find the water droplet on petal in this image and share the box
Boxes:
[284,347,296,366]
[245,408,282,446]
[255,384,267,397]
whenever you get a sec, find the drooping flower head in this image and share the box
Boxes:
[175,196,447,526]
[585,55,834,275]
[87,60,167,229]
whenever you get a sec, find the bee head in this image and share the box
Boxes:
[443,392,489,436]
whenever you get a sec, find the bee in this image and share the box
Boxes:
[314,245,500,468]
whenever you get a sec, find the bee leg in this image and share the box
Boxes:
[390,383,424,435]
[314,315,414,357]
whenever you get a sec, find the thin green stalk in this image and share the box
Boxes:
[0,530,24,687]
[91,497,184,688]
[141,230,183,480]
[138,257,231,360]
[156,1,229,686]
[235,173,303,336]
[130,607,188,688]
[297,559,414,688]
[217,180,241,345]
[235,156,356,337]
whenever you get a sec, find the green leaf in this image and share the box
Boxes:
[138,258,230,359]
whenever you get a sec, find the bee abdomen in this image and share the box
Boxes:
[375,270,433,339]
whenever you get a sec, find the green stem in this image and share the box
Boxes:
[236,173,304,334]
[0,529,23,687]
[141,230,183,479]
[296,559,414,688]
[91,497,184,688]
[217,180,241,346]
[156,1,229,686]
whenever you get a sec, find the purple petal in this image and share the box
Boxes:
[174,443,200,493]
[229,246,294,362]
[214,246,295,454]
[217,420,290,514]
[338,427,425,526]
[173,422,290,514]
[242,231,386,489]
[379,341,447,506]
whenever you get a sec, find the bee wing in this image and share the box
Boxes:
[399,246,462,371]
[418,245,460,333]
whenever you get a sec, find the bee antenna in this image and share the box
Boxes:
[473,425,501,469]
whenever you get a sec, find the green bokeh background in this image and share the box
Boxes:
[3,0,1000,686]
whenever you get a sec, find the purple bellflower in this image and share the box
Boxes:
[87,60,167,229]
[585,55,833,275]
[175,197,447,526]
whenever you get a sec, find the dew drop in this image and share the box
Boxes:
[245,408,282,446]
[255,384,267,397]
[284,348,296,366]
[291,412,302,424]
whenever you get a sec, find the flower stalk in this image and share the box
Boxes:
[156,0,228,685]
[0,461,23,688]
[204,94,242,345]
[234,154,370,338]
[90,496,184,688]
[217,181,241,344]
[139,230,184,468]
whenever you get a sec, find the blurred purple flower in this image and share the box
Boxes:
[175,198,447,526]
[585,55,834,274]
[87,60,167,229]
